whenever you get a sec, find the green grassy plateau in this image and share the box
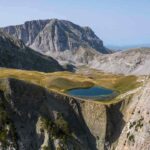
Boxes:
[0,68,141,104]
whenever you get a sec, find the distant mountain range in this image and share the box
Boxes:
[107,44,150,51]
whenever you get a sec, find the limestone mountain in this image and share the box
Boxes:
[0,30,63,72]
[2,19,150,75]
[1,20,50,46]
[1,19,111,65]
[3,19,150,75]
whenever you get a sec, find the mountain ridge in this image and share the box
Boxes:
[0,30,64,72]
[1,19,108,52]
[1,19,111,65]
[2,19,150,75]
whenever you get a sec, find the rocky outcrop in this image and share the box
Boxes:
[0,30,63,72]
[0,78,106,150]
[1,20,50,46]
[0,76,150,150]
[30,19,108,53]
[1,19,111,65]
[113,77,150,150]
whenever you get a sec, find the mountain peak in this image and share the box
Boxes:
[1,19,111,65]
[1,19,110,53]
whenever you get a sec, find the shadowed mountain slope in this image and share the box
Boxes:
[0,30,63,72]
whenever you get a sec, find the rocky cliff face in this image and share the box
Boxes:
[0,78,106,150]
[0,76,149,150]
[1,19,111,65]
[1,20,50,46]
[0,30,63,72]
[30,19,108,53]
[113,76,150,150]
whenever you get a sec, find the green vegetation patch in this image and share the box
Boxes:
[48,77,93,91]
[128,134,135,143]
[135,117,144,131]
[40,113,71,140]
[0,101,18,149]
[0,68,141,105]
[112,75,140,93]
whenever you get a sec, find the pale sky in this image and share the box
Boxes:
[0,0,150,46]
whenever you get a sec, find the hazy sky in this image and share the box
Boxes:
[0,0,150,46]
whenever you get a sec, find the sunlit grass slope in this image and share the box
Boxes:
[0,68,141,100]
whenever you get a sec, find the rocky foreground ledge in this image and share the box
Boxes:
[0,77,149,150]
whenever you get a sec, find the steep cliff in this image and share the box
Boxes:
[0,78,106,150]
[2,19,109,54]
[0,75,149,150]
[112,77,150,150]
[1,20,50,46]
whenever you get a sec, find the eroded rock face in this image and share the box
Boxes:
[81,102,107,149]
[0,78,107,150]
[2,19,109,54]
[30,19,107,53]
[0,77,150,150]
[113,77,150,150]
[1,20,50,46]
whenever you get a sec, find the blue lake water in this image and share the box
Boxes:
[67,86,115,100]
